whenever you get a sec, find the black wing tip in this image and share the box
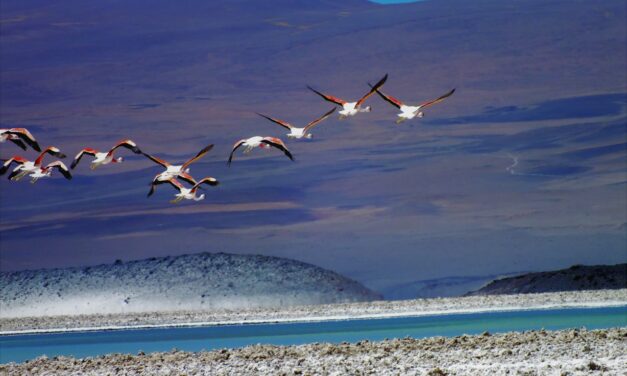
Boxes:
[10,139,27,151]
[307,85,323,96]
[373,73,388,88]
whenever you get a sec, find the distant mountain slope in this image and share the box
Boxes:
[466,264,627,296]
[0,252,381,318]
[381,273,523,300]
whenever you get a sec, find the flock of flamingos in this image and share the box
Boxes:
[0,74,455,203]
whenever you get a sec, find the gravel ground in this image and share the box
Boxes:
[2,289,625,334]
[2,328,625,375]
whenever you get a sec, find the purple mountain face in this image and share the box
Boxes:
[0,0,625,294]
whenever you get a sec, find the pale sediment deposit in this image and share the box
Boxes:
[2,289,625,334]
[2,328,625,375]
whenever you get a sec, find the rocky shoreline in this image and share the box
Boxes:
[2,328,625,375]
[2,289,625,334]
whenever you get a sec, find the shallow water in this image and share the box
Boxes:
[1,306,625,364]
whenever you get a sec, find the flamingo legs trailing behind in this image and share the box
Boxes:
[228,137,293,166]
[0,146,66,181]
[142,144,214,185]
[307,74,387,119]
[71,139,141,170]
[256,108,336,139]
[371,85,456,124]
[148,176,219,203]
[27,161,72,183]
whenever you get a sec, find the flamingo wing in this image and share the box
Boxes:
[35,147,66,166]
[370,85,403,109]
[7,128,41,151]
[227,139,246,166]
[148,177,184,197]
[178,172,198,186]
[0,156,28,175]
[418,88,456,109]
[108,139,141,156]
[261,137,294,161]
[304,107,336,133]
[182,144,214,169]
[8,137,27,151]
[192,176,220,191]
[71,148,98,169]
[45,161,72,180]
[142,152,170,167]
[256,113,293,130]
[307,86,347,106]
[356,74,388,107]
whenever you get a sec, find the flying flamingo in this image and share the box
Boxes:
[0,146,66,181]
[227,137,293,166]
[142,144,214,185]
[148,177,219,203]
[307,74,387,119]
[71,139,141,170]
[256,108,336,139]
[0,128,41,151]
[26,161,72,183]
[371,85,456,123]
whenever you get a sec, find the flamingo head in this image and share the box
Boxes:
[417,111,425,118]
[196,193,206,201]
[184,167,191,173]
[305,133,313,139]
[364,106,372,112]
[116,156,124,163]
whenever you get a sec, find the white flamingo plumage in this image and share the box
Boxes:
[142,144,214,186]
[256,108,336,139]
[372,86,456,124]
[149,177,219,203]
[228,136,294,166]
[307,74,388,119]
[0,146,67,182]
[71,139,141,170]
[0,128,41,151]
[27,161,72,183]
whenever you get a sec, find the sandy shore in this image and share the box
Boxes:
[1,289,625,334]
[2,328,625,375]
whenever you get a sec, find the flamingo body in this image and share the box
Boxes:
[228,136,293,165]
[307,74,387,119]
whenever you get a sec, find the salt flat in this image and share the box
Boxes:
[2,328,625,375]
[2,289,625,334]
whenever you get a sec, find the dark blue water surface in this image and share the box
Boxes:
[1,306,625,364]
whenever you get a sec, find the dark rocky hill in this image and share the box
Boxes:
[466,264,627,296]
